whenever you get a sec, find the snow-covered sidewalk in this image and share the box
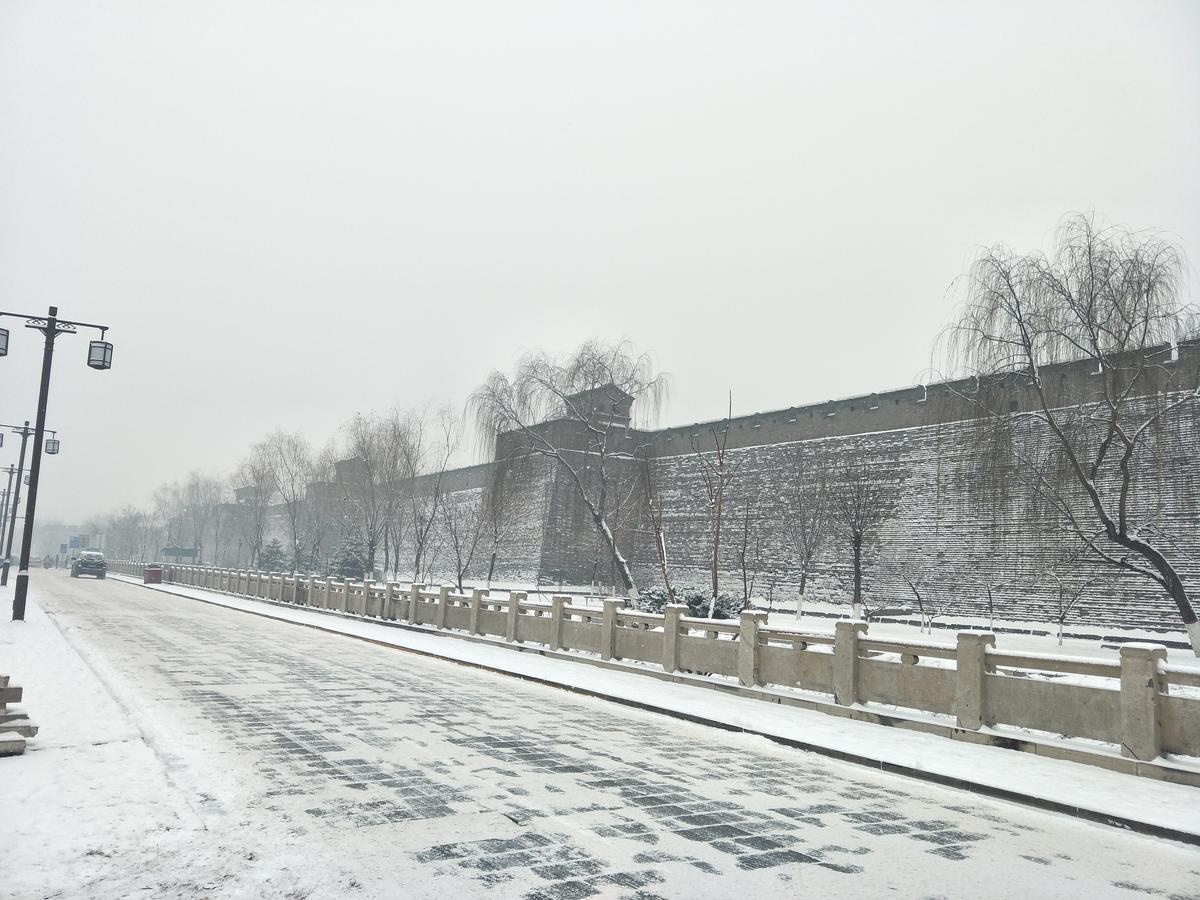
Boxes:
[112,573,1200,845]
[0,588,317,898]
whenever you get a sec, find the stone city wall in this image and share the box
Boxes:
[380,341,1200,632]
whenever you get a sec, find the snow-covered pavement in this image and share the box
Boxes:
[3,573,1199,899]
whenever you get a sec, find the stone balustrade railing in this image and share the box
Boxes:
[107,560,1200,763]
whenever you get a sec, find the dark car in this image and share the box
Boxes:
[71,550,107,579]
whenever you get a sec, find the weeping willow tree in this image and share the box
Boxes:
[942,213,1200,653]
[468,340,669,596]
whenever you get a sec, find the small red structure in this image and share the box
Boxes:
[143,564,163,585]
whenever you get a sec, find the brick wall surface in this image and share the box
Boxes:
[387,342,1200,631]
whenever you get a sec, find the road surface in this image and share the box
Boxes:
[4,571,1199,899]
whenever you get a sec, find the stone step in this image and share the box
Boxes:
[1,717,38,738]
[0,685,22,708]
[0,709,29,724]
[0,731,26,756]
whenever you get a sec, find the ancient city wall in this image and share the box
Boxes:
[400,341,1200,632]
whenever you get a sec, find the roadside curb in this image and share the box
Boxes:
[118,576,1200,848]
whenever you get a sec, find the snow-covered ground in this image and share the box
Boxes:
[3,572,1200,899]
[425,583,1200,665]
[764,604,1200,668]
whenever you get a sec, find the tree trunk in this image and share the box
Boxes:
[595,514,636,596]
[487,547,497,588]
[795,568,808,621]
[851,532,863,619]
[1128,538,1200,657]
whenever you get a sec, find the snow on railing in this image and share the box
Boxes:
[110,561,1200,763]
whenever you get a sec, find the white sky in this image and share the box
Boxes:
[2,0,1198,522]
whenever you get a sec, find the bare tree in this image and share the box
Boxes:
[640,452,674,600]
[784,446,830,621]
[339,411,405,577]
[1049,564,1104,646]
[896,551,954,633]
[443,489,485,591]
[183,472,227,565]
[469,339,668,597]
[965,572,1017,632]
[153,481,186,560]
[691,395,744,615]
[482,453,519,588]
[136,507,158,562]
[402,408,459,583]
[209,487,233,567]
[829,453,899,619]
[233,445,275,568]
[302,443,340,573]
[731,480,762,606]
[944,214,1200,652]
[105,506,146,561]
[263,430,314,572]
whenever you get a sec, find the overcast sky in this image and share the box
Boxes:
[2,0,1197,523]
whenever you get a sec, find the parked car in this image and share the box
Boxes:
[71,550,108,579]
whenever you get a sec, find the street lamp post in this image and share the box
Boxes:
[0,305,111,620]
[0,422,33,587]
[0,466,16,552]
[0,425,59,586]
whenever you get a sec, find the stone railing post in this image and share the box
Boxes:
[506,591,526,642]
[469,589,487,635]
[408,584,424,624]
[383,582,396,620]
[738,611,767,687]
[550,596,569,650]
[662,604,687,673]
[601,599,621,661]
[436,586,451,629]
[1120,643,1167,761]
[833,620,869,705]
[954,633,996,730]
[321,575,331,609]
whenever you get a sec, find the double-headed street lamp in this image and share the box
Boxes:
[0,306,111,620]
[0,423,60,586]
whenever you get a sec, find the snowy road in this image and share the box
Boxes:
[4,572,1199,899]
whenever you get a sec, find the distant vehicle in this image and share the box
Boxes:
[71,550,107,579]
